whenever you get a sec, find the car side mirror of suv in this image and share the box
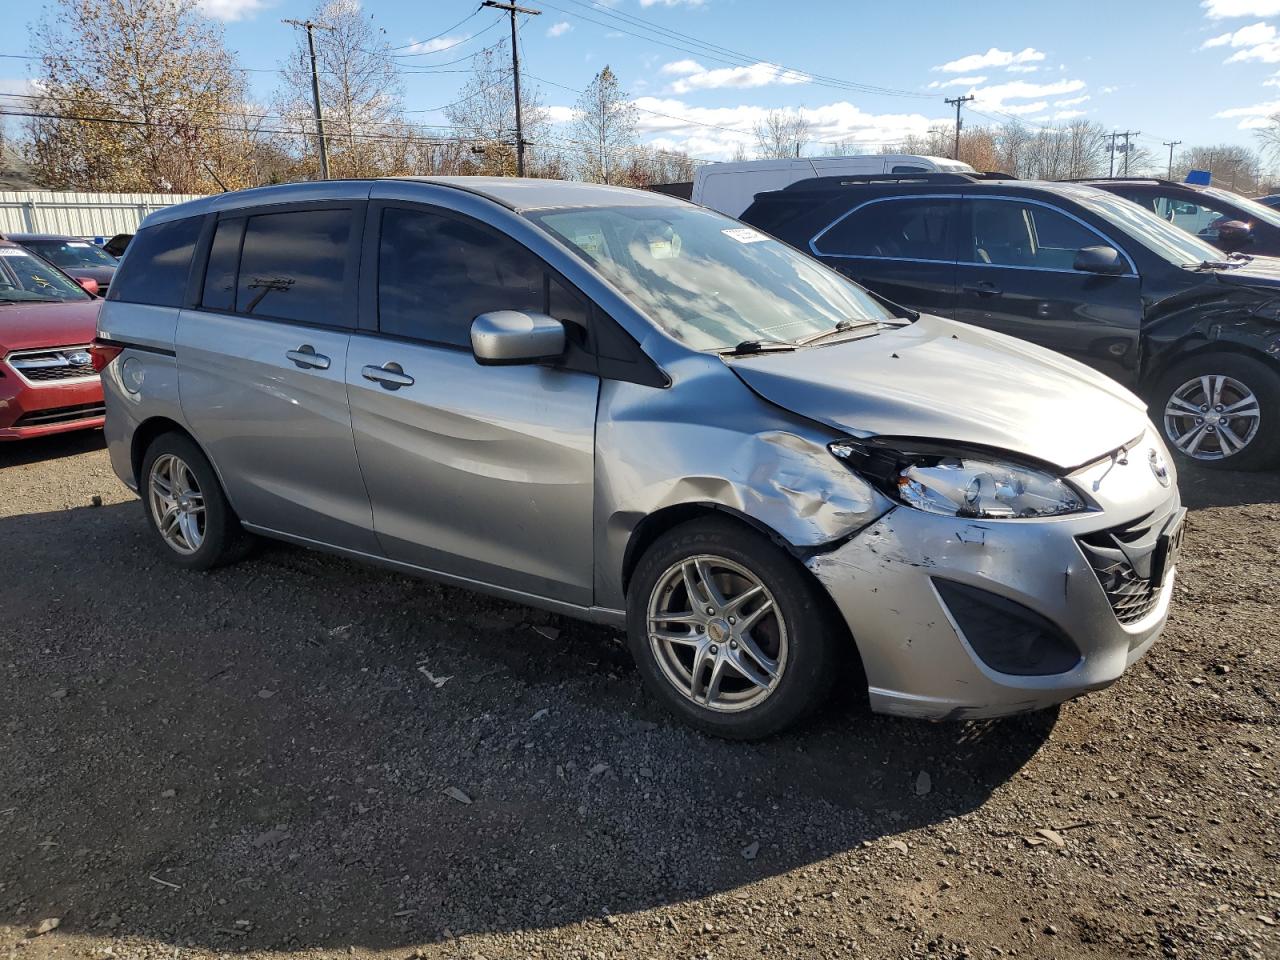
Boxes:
[471,311,566,366]
[1073,245,1127,275]
[1215,220,1253,252]
[76,276,100,296]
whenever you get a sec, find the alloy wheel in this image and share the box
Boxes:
[646,554,788,713]
[148,453,206,555]
[1163,374,1261,461]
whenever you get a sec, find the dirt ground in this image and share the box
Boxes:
[1,430,1277,960]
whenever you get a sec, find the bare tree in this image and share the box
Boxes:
[753,109,811,159]
[276,0,403,179]
[25,0,254,192]
[995,121,1032,176]
[570,66,637,184]
[1178,143,1262,192]
[445,41,547,176]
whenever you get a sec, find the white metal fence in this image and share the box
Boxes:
[0,191,205,240]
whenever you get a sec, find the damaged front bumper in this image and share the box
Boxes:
[806,434,1183,720]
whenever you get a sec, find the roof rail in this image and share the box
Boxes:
[1063,176,1186,187]
[775,171,1019,193]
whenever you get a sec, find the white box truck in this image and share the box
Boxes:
[692,155,976,218]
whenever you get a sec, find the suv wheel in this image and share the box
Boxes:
[1153,353,1280,471]
[625,517,840,739]
[140,432,254,569]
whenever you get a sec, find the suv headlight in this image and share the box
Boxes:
[830,439,1088,519]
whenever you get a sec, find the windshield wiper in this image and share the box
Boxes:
[721,339,797,356]
[1183,260,1241,271]
[794,318,880,346]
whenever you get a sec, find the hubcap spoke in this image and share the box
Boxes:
[737,598,775,634]
[1164,395,1201,416]
[723,583,764,617]
[1219,423,1246,454]
[1222,396,1260,417]
[694,558,727,609]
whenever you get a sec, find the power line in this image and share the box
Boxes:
[389,7,483,52]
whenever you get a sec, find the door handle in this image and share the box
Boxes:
[362,362,414,390]
[286,345,330,370]
[962,281,1002,296]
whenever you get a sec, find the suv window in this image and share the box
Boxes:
[815,197,952,261]
[234,209,351,326]
[968,199,1098,271]
[378,206,582,347]
[107,215,202,307]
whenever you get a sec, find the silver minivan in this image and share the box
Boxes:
[94,178,1183,739]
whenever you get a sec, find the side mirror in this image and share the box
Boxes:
[1215,220,1253,251]
[471,311,566,366]
[76,276,100,296]
[1073,245,1127,276]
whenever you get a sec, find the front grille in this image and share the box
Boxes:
[5,346,97,383]
[1078,504,1179,626]
[13,402,105,427]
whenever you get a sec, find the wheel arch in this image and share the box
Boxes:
[129,417,232,508]
[1141,328,1280,396]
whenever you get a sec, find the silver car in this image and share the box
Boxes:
[95,178,1184,739]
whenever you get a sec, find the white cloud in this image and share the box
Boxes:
[1202,20,1275,46]
[998,100,1051,116]
[1225,38,1280,61]
[544,105,579,124]
[610,96,946,161]
[659,59,809,94]
[1054,94,1090,106]
[1215,98,1280,127]
[546,20,572,37]
[1202,0,1280,17]
[1099,85,1120,94]
[926,75,988,89]
[1053,109,1087,120]
[402,34,471,54]
[933,47,1046,73]
[969,78,1086,111]
[197,0,268,20]
[1006,64,1040,73]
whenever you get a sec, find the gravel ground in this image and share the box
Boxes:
[1,431,1278,960]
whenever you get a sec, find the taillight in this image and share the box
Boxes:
[89,339,124,372]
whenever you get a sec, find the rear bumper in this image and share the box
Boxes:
[806,430,1182,720]
[0,371,104,440]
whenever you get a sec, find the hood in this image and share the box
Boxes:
[1210,255,1280,290]
[726,314,1148,470]
[0,299,102,353]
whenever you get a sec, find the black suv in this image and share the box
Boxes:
[1078,178,1280,257]
[741,173,1280,470]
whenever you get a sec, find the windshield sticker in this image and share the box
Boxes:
[0,248,27,257]
[66,241,92,248]
[722,227,768,244]
[571,230,606,257]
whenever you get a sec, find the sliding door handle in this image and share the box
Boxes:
[286,345,330,370]
[362,362,414,390]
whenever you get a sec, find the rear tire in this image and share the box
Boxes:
[140,432,254,570]
[625,517,841,740]
[1151,353,1280,471]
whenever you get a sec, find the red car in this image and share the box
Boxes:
[0,241,105,440]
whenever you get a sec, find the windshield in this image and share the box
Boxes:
[25,238,118,270]
[526,204,894,351]
[1073,190,1226,266]
[0,247,92,302]
[1202,187,1280,230]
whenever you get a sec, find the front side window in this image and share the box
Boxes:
[235,209,351,325]
[528,204,894,352]
[968,199,1100,271]
[0,247,91,302]
[1123,192,1232,240]
[378,207,571,347]
[1072,189,1224,266]
[25,239,118,269]
[814,198,952,262]
[108,215,202,307]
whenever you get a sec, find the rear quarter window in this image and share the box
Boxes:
[107,215,203,307]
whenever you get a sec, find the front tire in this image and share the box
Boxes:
[1152,353,1280,471]
[625,517,841,740]
[140,432,254,570]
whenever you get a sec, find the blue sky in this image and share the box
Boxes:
[9,0,1280,164]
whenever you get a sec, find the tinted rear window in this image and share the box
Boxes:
[235,209,351,326]
[107,216,202,307]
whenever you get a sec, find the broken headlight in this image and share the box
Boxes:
[829,440,1087,519]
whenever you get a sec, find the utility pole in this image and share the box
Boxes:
[944,95,974,161]
[283,18,335,180]
[482,0,541,176]
[1163,139,1182,180]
